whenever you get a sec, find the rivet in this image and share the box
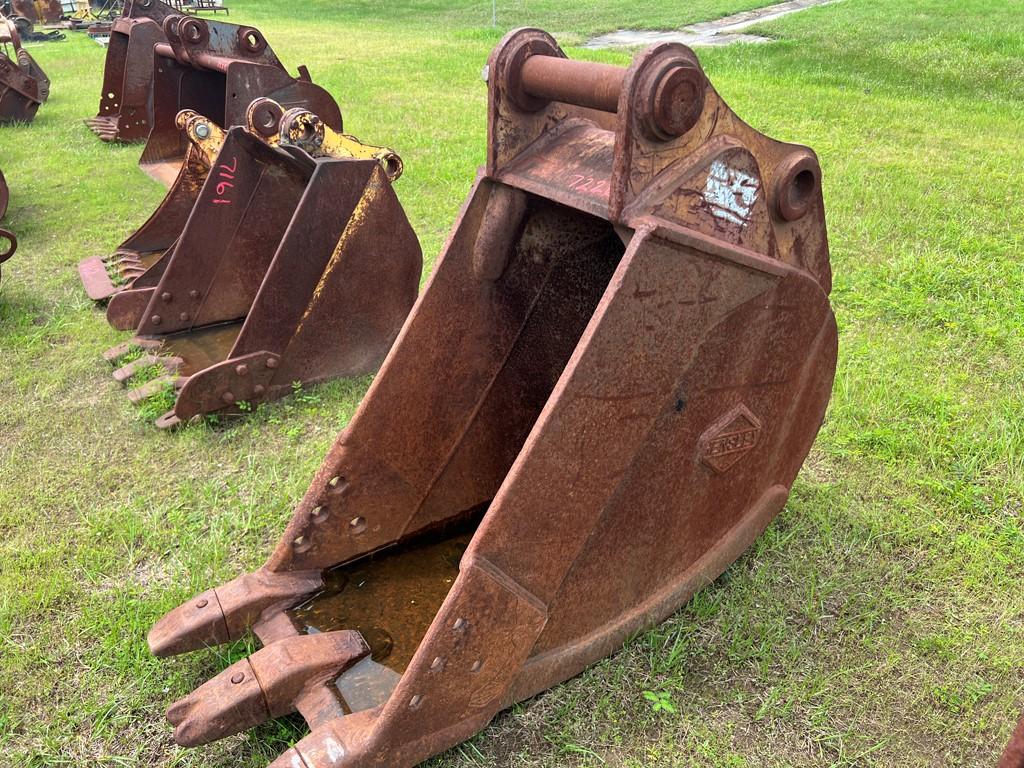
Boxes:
[470,660,483,673]
[150,315,162,325]
[266,357,279,369]
[189,289,200,299]
[452,618,468,632]
[222,391,235,404]
[253,384,265,396]
[311,505,328,523]
[160,292,172,302]
[409,694,423,710]
[179,312,190,322]
[230,672,244,684]
[196,599,208,608]
[235,364,249,376]
[430,656,445,672]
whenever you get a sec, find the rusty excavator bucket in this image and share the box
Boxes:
[0,169,15,276]
[102,99,420,428]
[80,98,400,302]
[0,15,48,123]
[80,102,247,302]
[86,0,178,143]
[138,14,342,186]
[148,29,837,767]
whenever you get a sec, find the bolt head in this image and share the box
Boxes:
[252,384,265,397]
[150,315,161,325]
[195,122,210,139]
[222,391,235,404]
[230,672,245,684]
[161,292,172,303]
[265,357,279,370]
[179,312,189,322]
[189,289,200,299]
[196,599,208,608]
[235,364,249,376]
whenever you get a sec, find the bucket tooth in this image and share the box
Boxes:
[111,354,181,384]
[152,29,837,767]
[148,568,323,657]
[126,375,178,405]
[103,338,162,365]
[167,631,369,747]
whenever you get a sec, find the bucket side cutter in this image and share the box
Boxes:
[139,14,342,186]
[149,28,837,767]
[86,0,178,142]
[103,102,419,427]
[0,15,48,122]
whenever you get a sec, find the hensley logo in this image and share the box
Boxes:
[698,404,762,473]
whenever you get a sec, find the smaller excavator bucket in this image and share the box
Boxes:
[0,15,48,123]
[85,0,177,142]
[0,168,15,277]
[80,106,234,301]
[103,101,420,427]
[149,28,837,768]
[139,14,342,186]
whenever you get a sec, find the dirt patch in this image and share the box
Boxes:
[584,0,840,49]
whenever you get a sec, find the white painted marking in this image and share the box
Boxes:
[325,737,346,762]
[703,159,760,226]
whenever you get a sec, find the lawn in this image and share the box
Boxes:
[0,0,1022,766]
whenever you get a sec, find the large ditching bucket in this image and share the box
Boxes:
[139,14,342,186]
[148,29,837,767]
[0,15,48,123]
[0,168,15,276]
[102,100,420,428]
[85,0,178,142]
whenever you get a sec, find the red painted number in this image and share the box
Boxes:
[211,157,238,205]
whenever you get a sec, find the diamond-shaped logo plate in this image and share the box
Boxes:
[698,403,762,474]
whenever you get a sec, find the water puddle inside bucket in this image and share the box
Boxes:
[159,320,242,376]
[290,528,475,670]
[288,526,475,713]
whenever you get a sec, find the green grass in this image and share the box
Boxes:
[1,0,1023,766]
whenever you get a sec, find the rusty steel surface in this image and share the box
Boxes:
[85,0,177,142]
[137,14,341,185]
[0,15,48,122]
[149,28,837,767]
[0,168,15,274]
[101,99,421,427]
[80,108,229,300]
[1001,715,1024,768]
[9,0,62,25]
[80,98,404,302]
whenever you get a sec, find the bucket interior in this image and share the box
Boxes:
[286,194,627,713]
